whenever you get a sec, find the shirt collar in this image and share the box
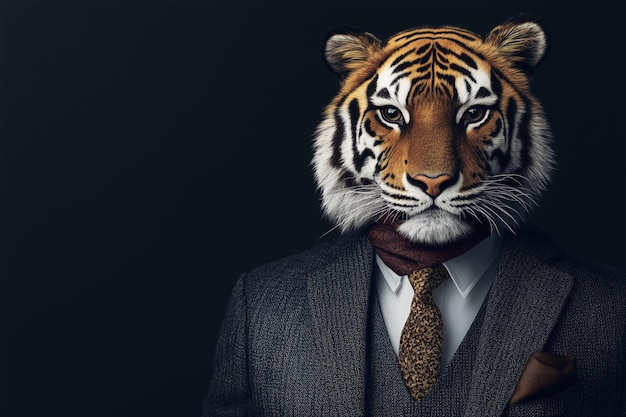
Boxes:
[375,233,504,299]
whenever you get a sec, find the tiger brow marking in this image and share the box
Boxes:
[476,86,492,98]
[376,88,390,98]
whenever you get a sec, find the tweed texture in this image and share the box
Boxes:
[398,265,449,400]
[203,226,626,417]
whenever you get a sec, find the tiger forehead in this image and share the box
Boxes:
[383,35,486,71]
[373,30,489,101]
[383,26,486,69]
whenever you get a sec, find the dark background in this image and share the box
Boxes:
[1,0,624,416]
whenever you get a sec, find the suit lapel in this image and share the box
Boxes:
[306,234,374,417]
[464,228,573,416]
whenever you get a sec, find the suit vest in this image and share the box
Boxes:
[365,286,488,416]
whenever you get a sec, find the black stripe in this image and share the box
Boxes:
[435,60,449,71]
[444,37,486,61]
[392,48,433,74]
[505,97,517,146]
[364,118,377,137]
[490,68,535,174]
[412,82,427,96]
[482,118,502,144]
[450,63,475,82]
[414,43,431,55]
[436,72,456,90]
[386,193,420,202]
[490,70,502,97]
[366,74,379,98]
[414,63,431,73]
[436,51,450,64]
[410,73,431,87]
[349,98,360,145]
[377,149,388,172]
[457,52,478,69]
[376,88,390,99]
[348,98,376,171]
[390,48,416,67]
[476,86,491,98]
[516,99,533,173]
[390,71,413,86]
[383,36,482,79]
[435,84,453,98]
[354,148,375,172]
[488,96,516,169]
[339,170,359,188]
[331,107,345,169]
[435,41,485,63]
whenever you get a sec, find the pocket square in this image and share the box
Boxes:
[509,351,576,405]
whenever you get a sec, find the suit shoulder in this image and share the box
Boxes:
[508,225,626,304]
[560,252,626,303]
[242,232,369,292]
[535,230,626,310]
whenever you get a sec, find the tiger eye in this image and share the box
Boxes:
[463,106,487,124]
[380,106,404,124]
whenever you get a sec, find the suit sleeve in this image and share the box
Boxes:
[202,274,251,417]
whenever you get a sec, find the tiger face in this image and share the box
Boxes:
[312,15,555,245]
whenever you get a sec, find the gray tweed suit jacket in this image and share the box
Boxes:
[203,226,626,416]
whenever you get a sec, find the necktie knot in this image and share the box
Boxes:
[407,264,449,295]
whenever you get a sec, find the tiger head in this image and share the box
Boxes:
[312,15,555,245]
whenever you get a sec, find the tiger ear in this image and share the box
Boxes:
[485,14,549,74]
[323,29,383,79]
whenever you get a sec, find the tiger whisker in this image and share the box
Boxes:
[468,205,500,235]
[480,197,523,222]
[319,223,342,239]
[476,201,517,234]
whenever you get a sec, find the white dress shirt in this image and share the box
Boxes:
[374,234,504,370]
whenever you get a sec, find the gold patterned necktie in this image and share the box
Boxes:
[398,264,450,400]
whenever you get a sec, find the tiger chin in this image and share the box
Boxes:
[312,14,555,246]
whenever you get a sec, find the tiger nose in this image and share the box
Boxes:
[410,173,455,198]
